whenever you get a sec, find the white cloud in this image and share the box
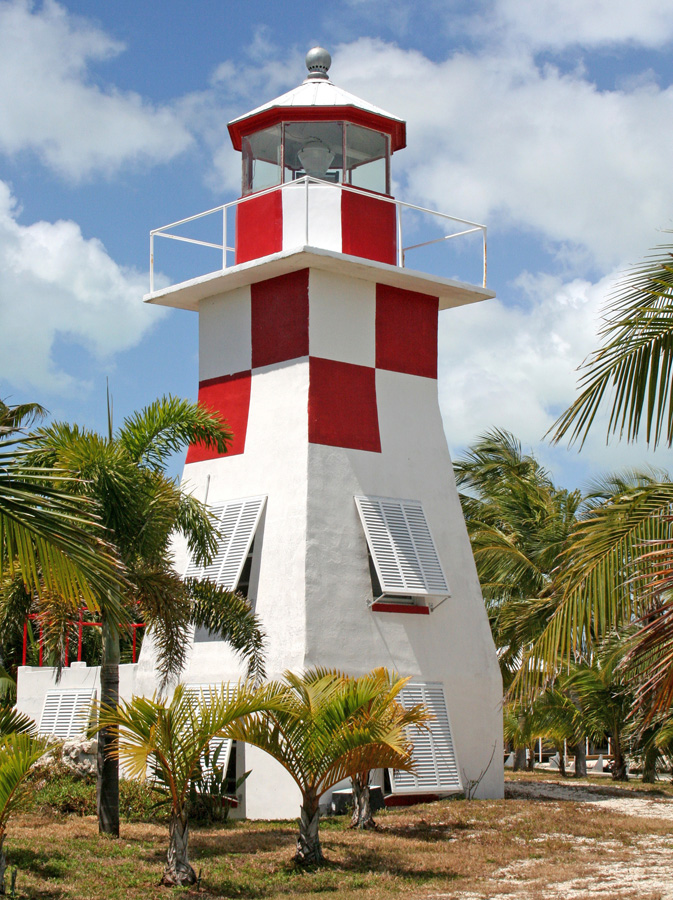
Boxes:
[0,181,164,393]
[439,269,671,482]
[489,0,673,50]
[0,0,193,179]
[332,39,673,270]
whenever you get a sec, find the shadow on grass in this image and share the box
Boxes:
[197,837,461,899]
[191,826,297,859]
[377,820,470,842]
[8,847,69,882]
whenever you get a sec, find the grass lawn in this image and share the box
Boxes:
[7,773,673,899]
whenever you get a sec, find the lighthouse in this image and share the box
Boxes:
[138,48,504,814]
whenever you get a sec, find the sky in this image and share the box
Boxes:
[1,0,673,490]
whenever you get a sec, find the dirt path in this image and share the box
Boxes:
[507,778,673,822]
[426,781,673,900]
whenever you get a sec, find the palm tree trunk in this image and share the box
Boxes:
[350,773,376,830]
[513,748,527,771]
[526,744,536,771]
[611,733,628,782]
[572,740,587,778]
[295,790,323,865]
[98,613,120,836]
[162,813,197,886]
[642,743,658,783]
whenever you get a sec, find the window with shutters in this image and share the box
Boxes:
[354,496,449,608]
[185,496,266,597]
[39,689,96,739]
[182,684,234,784]
[389,682,462,795]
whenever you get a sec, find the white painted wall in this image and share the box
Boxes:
[308,269,375,368]
[304,369,503,798]
[17,662,138,732]
[199,286,251,380]
[282,183,342,253]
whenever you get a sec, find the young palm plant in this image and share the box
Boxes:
[349,670,433,830]
[93,682,281,886]
[227,668,427,865]
[0,702,42,895]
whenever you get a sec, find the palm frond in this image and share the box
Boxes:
[0,705,35,737]
[119,396,232,470]
[0,445,125,606]
[519,473,673,695]
[188,578,267,683]
[551,238,673,449]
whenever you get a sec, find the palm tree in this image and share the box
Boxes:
[544,239,673,713]
[22,395,266,836]
[454,429,583,690]
[564,638,635,781]
[93,682,280,886]
[454,431,592,771]
[227,668,428,865]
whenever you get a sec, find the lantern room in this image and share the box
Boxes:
[228,48,407,266]
[239,120,392,194]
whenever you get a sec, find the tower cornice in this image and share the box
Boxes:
[144,245,494,313]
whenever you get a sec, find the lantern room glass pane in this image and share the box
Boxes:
[345,124,389,194]
[283,122,344,183]
[242,125,282,195]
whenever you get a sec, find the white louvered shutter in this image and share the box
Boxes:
[390,683,462,794]
[184,496,266,589]
[355,496,449,596]
[39,689,95,739]
[183,684,233,778]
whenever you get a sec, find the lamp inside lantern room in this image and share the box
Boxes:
[297,137,334,178]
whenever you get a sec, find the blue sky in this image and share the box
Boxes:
[1,0,673,488]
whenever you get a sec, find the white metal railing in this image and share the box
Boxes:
[149,177,487,294]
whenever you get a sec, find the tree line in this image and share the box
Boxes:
[455,237,673,780]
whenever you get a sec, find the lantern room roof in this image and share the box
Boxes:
[227,57,406,153]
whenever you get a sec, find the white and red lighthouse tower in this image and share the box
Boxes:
[138,48,504,814]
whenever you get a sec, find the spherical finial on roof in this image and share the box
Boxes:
[305,47,331,80]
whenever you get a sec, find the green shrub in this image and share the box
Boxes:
[33,772,96,815]
[120,778,167,822]
[29,766,165,821]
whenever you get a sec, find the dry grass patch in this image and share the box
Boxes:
[5,775,673,899]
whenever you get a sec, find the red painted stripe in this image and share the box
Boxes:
[186,370,252,462]
[308,357,381,453]
[235,189,283,264]
[341,190,397,265]
[370,602,430,615]
[251,269,309,368]
[376,284,439,379]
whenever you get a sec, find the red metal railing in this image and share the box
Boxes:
[22,611,145,667]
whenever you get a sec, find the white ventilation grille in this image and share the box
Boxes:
[39,689,95,739]
[182,684,233,778]
[390,682,462,794]
[185,496,266,590]
[355,496,449,597]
